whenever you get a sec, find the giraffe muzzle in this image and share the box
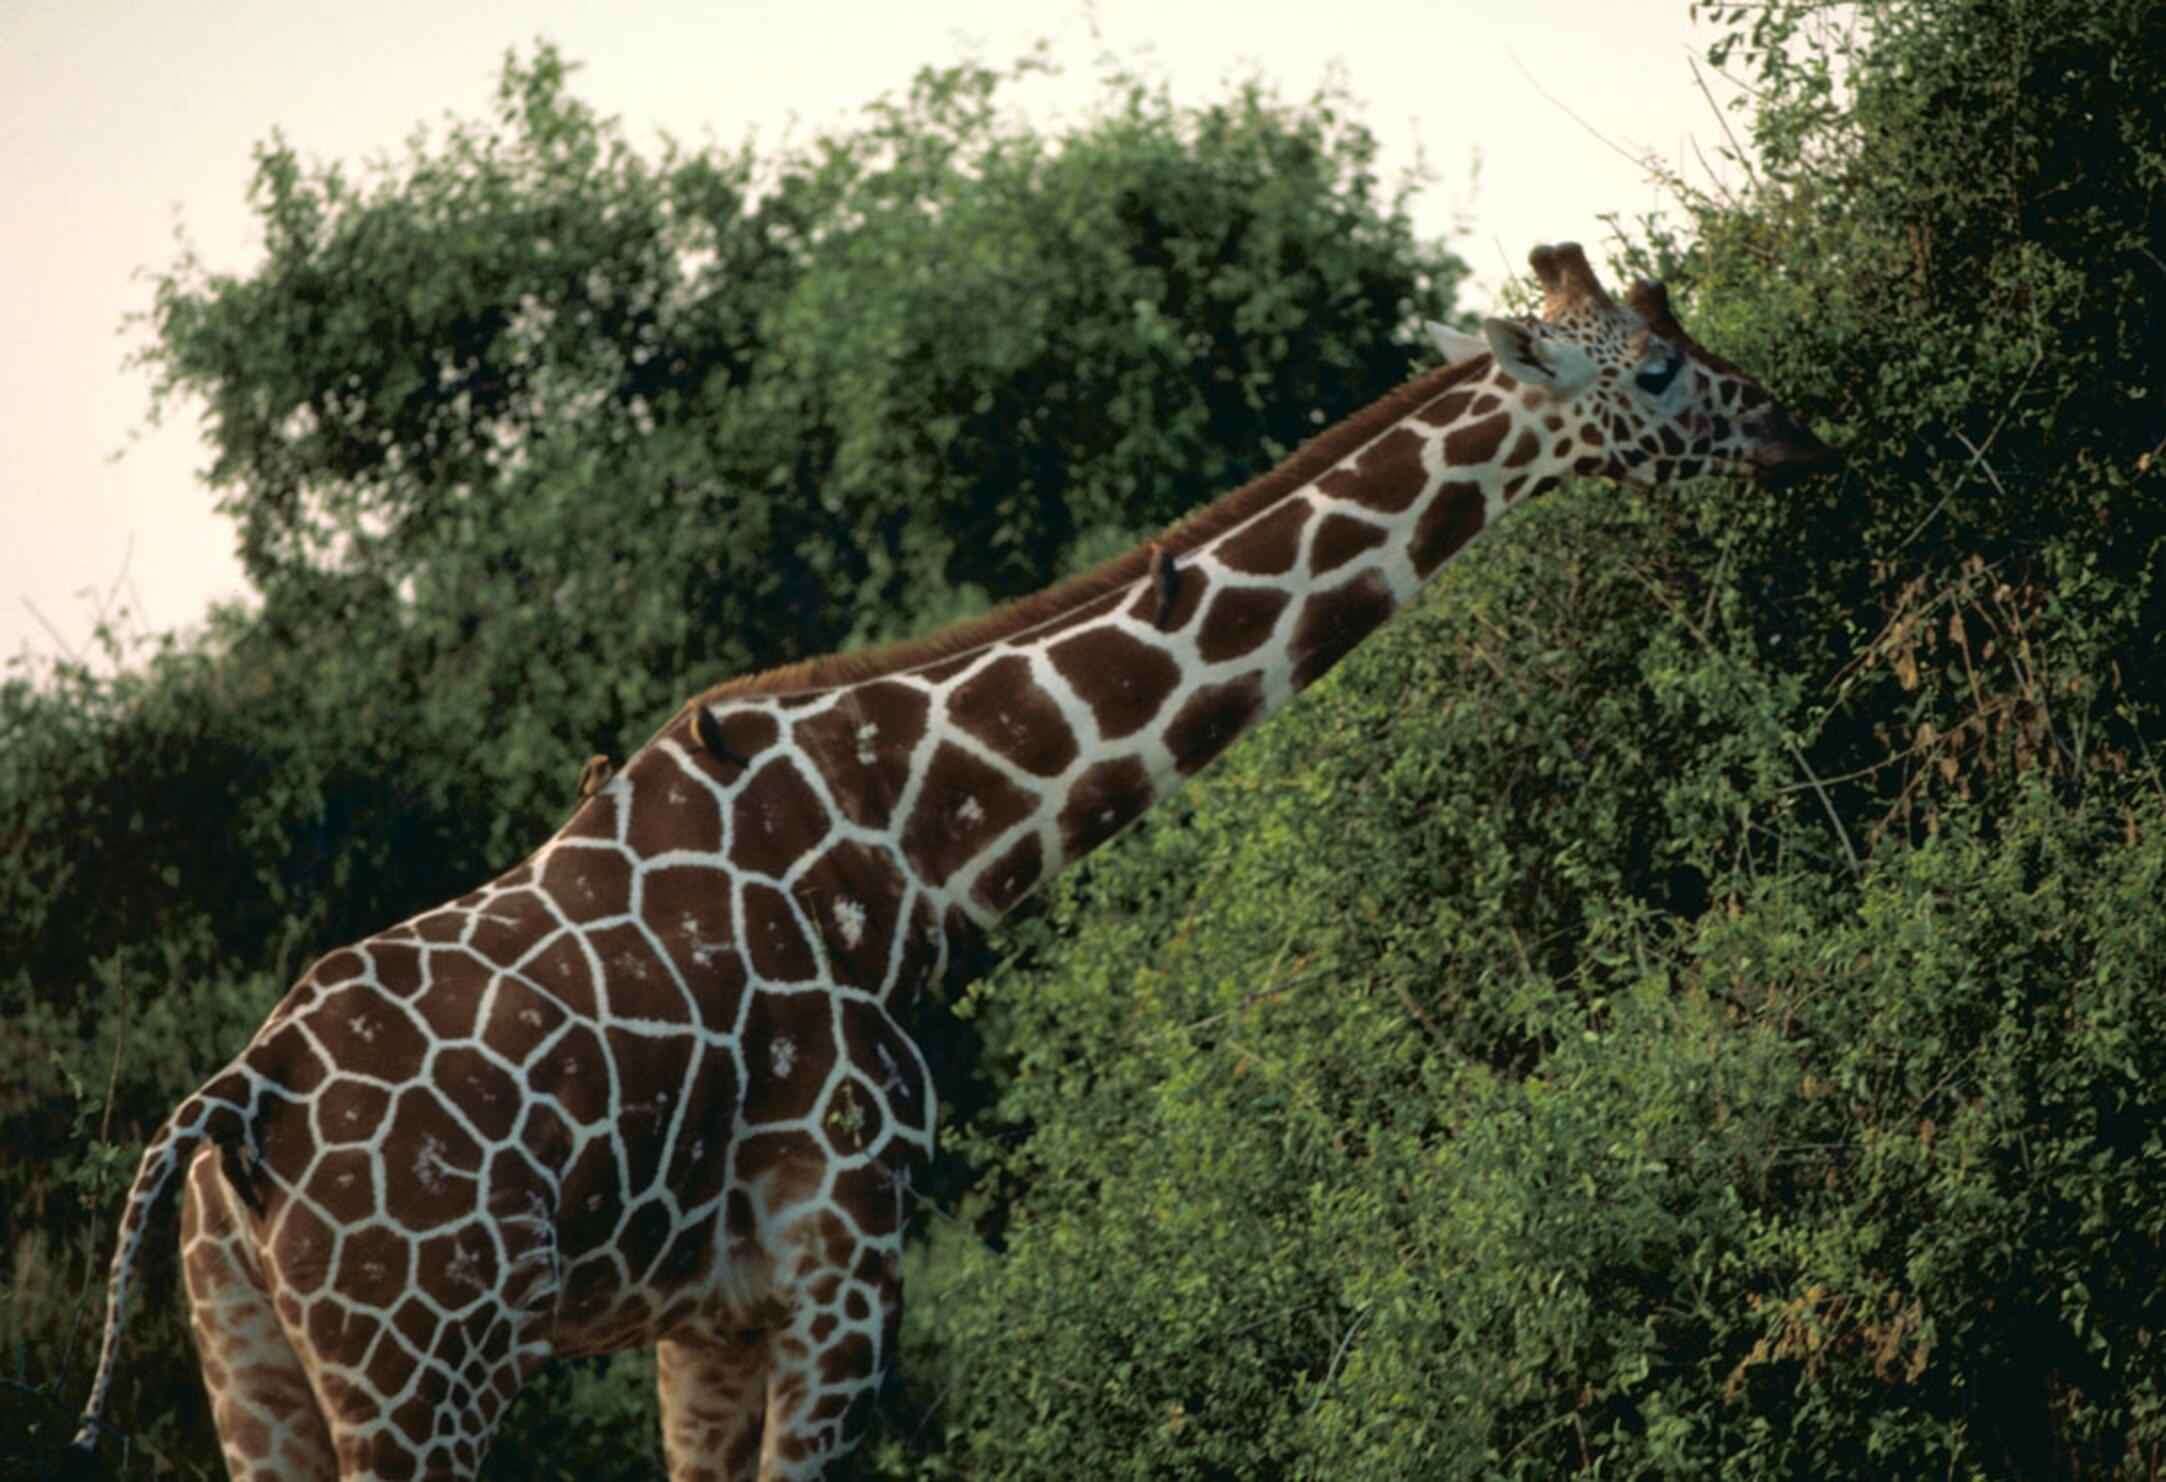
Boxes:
[1745,406,1841,485]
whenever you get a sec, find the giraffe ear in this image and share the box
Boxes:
[1422,320,1491,364]
[1481,317,1597,396]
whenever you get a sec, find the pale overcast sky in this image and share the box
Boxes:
[1,0,1750,676]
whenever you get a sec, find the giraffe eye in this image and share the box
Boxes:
[1636,356,1684,396]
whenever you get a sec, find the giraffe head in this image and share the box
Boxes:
[1435,242,1837,487]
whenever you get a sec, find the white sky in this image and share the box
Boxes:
[1,0,1752,677]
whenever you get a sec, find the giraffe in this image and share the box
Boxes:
[71,243,1835,1481]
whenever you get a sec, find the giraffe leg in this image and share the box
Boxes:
[190,1142,562,1481]
[181,1148,338,1482]
[278,1277,547,1482]
[756,1213,905,1481]
[656,1331,771,1481]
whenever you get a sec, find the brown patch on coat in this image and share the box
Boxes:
[1290,571,1396,690]
[828,1161,903,1245]
[513,936,597,1018]
[884,893,945,1009]
[529,1021,611,1127]
[740,996,835,1139]
[588,921,682,1021]
[947,653,1080,778]
[837,996,930,1135]
[792,836,908,990]
[366,940,424,999]
[304,1145,377,1224]
[1196,585,1292,664]
[1443,412,1511,467]
[480,979,569,1067]
[741,882,818,983]
[662,1044,741,1212]
[640,862,739,991]
[1213,497,1314,575]
[311,1077,392,1150]
[791,681,931,832]
[540,843,635,927]
[433,1045,521,1143]
[1308,511,1391,576]
[464,887,557,970]
[1325,425,1431,514]
[380,1086,483,1232]
[972,832,1044,917]
[615,758,724,861]
[1057,755,1155,862]
[1047,626,1182,741]
[1410,482,1488,579]
[728,758,829,880]
[303,984,430,1087]
[1123,562,1206,632]
[1164,673,1265,775]
[898,743,1037,888]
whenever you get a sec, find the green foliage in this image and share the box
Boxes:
[888,484,2166,1477]
[1664,0,2166,831]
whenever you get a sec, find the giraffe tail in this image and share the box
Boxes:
[69,1084,252,1458]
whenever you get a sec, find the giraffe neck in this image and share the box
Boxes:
[690,349,1575,979]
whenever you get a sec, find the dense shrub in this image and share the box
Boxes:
[889,494,2166,1475]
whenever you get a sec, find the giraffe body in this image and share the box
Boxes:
[73,244,1833,1480]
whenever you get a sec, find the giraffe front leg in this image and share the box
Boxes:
[757,1212,904,1481]
[656,1331,772,1482]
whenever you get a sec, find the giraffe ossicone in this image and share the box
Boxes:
[72,242,1834,1481]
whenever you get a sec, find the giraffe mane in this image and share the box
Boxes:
[688,350,1492,705]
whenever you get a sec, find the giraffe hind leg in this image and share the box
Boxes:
[187,1142,561,1480]
[182,1147,337,1482]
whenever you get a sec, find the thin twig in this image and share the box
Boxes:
[98,534,138,632]
[1624,563,1863,878]
[1687,53,1763,194]
[20,597,81,662]
[1394,982,1448,1048]
[1778,726,1861,876]
[1686,136,1730,212]
[1506,52,1654,174]
[98,976,129,1146]
[1892,353,2043,557]
[1307,1303,1374,1411]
